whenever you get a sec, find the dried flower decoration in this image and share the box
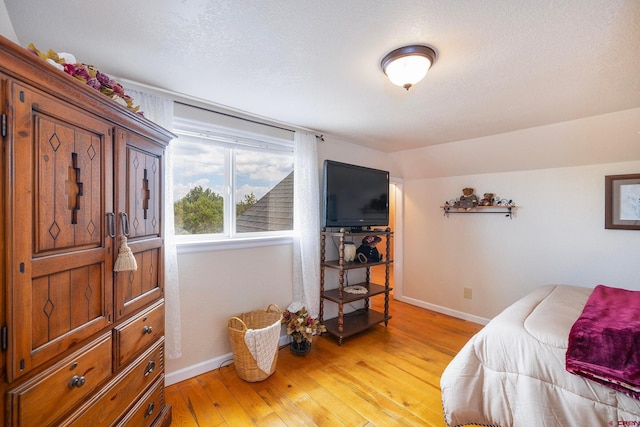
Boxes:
[27,43,142,115]
[282,305,326,344]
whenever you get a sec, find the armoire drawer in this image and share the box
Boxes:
[117,375,166,427]
[115,300,165,368]
[65,338,165,427]
[8,333,112,427]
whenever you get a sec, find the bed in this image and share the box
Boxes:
[440,284,640,426]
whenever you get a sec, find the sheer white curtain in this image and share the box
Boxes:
[292,131,321,318]
[125,88,182,359]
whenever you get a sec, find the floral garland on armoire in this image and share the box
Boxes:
[27,43,142,115]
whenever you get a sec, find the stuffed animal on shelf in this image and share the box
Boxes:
[455,187,479,210]
[356,235,382,263]
[481,193,495,206]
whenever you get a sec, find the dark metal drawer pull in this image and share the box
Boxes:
[69,375,86,389]
[144,401,155,419]
[142,325,153,335]
[144,360,156,376]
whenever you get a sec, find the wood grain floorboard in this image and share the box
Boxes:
[166,296,483,426]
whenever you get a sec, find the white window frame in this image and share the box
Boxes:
[172,117,294,253]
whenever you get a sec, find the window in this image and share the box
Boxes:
[172,105,294,246]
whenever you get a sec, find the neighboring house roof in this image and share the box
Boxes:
[236,171,293,232]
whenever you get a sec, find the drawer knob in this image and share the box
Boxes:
[144,401,155,419]
[144,360,156,376]
[69,375,86,389]
[142,325,153,335]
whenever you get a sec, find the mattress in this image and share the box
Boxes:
[440,285,640,427]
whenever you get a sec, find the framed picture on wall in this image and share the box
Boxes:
[605,173,640,230]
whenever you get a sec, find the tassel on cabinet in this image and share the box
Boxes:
[114,236,137,272]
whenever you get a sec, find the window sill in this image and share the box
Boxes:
[176,234,294,254]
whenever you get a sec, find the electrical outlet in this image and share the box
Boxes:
[464,287,473,299]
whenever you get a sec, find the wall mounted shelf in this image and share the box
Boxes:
[440,205,517,218]
[441,196,517,218]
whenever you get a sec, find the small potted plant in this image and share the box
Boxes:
[282,303,326,356]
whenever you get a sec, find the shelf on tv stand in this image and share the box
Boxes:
[323,309,392,345]
[321,282,392,304]
[322,228,393,237]
[322,259,392,270]
[319,227,393,345]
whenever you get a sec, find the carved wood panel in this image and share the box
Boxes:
[127,147,160,239]
[31,263,103,348]
[35,115,103,254]
[8,81,113,381]
[115,247,162,320]
[114,129,164,320]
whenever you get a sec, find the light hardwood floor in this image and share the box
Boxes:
[165,294,483,427]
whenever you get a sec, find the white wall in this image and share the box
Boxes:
[396,108,640,323]
[166,134,393,384]
[166,243,294,382]
[401,161,640,323]
[392,107,640,180]
[318,135,402,177]
[0,0,19,43]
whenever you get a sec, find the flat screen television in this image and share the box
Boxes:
[323,160,389,228]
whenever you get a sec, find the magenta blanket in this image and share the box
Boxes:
[566,284,640,399]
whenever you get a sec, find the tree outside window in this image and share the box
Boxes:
[172,132,293,238]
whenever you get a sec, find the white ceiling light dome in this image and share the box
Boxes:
[381,45,437,90]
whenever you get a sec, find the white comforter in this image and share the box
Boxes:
[441,285,640,427]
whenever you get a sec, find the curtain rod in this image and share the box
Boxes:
[118,77,324,140]
[174,100,294,134]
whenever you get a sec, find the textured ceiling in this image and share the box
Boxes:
[4,0,640,153]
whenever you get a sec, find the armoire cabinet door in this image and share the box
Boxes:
[114,129,164,320]
[7,81,114,382]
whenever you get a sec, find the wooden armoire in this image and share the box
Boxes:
[0,35,173,426]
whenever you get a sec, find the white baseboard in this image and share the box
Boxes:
[165,335,291,386]
[166,300,489,387]
[395,295,490,326]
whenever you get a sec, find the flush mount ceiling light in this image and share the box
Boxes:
[380,45,437,90]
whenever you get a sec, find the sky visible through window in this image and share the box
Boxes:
[172,136,293,203]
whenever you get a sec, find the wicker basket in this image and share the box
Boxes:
[228,303,282,382]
